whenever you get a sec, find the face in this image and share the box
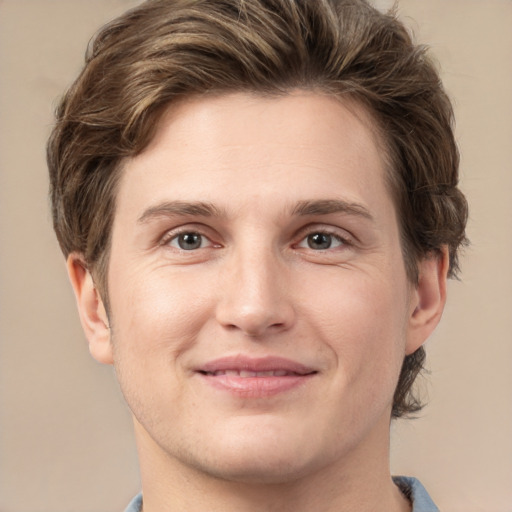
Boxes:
[73,92,443,484]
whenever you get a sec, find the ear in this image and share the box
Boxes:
[66,253,113,365]
[405,247,449,355]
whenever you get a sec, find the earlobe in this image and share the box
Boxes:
[405,247,449,355]
[66,253,114,365]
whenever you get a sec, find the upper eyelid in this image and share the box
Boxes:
[159,224,216,245]
[294,223,355,243]
[156,222,356,247]
[294,232,353,250]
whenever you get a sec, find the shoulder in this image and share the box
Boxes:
[393,476,439,512]
[123,493,143,512]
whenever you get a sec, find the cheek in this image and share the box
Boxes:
[308,271,409,388]
[110,267,212,351]
[107,270,208,425]
[107,268,215,423]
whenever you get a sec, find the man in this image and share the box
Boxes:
[47,0,468,510]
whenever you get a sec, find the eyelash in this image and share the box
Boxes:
[160,226,353,253]
[160,227,217,251]
[295,231,351,251]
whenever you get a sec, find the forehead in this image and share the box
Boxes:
[110,92,399,242]
[119,91,391,206]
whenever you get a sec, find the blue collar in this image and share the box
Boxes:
[124,476,439,511]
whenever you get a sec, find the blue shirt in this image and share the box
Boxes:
[124,476,438,511]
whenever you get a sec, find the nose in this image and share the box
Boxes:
[215,248,296,338]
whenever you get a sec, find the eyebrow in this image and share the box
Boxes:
[137,201,223,223]
[137,198,374,224]
[291,199,373,220]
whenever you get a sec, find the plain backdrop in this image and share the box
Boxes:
[0,1,511,511]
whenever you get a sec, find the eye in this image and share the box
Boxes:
[168,232,210,250]
[297,232,347,250]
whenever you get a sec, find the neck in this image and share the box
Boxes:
[134,416,411,512]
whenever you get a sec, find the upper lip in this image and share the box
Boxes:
[197,355,317,376]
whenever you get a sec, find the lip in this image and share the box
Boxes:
[195,355,318,397]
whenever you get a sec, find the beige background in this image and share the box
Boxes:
[0,1,511,511]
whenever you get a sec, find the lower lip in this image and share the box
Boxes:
[198,373,315,397]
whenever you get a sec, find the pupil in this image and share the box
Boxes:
[179,233,201,250]
[308,233,331,250]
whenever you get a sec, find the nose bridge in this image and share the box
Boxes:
[216,238,294,336]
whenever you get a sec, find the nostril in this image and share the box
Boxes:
[215,285,296,336]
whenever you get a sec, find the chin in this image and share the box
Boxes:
[179,422,329,485]
[190,451,318,485]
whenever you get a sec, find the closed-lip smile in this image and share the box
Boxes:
[196,355,318,397]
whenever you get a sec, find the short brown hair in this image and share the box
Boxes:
[47,0,468,418]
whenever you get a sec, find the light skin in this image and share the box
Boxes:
[68,92,448,512]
